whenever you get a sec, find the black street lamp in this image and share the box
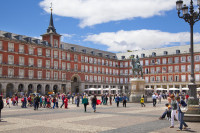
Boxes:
[176,0,200,100]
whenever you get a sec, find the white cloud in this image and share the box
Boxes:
[40,0,176,28]
[85,29,200,52]
[61,33,75,41]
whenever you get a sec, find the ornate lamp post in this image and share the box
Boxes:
[176,0,199,101]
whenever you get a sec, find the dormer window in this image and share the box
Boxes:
[54,39,58,48]
[164,51,168,55]
[98,53,102,57]
[71,47,76,51]
[91,51,95,55]
[176,50,180,54]
[15,35,22,41]
[25,37,32,43]
[82,49,86,53]
[152,52,156,57]
[4,33,12,39]
[141,54,145,58]
[113,56,116,59]
[121,56,125,60]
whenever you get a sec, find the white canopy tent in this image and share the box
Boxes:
[182,88,189,91]
[111,88,120,91]
[169,88,179,91]
[156,88,166,91]
[144,88,153,90]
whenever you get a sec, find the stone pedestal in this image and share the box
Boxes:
[129,78,146,103]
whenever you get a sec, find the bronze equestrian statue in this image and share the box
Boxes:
[131,55,143,78]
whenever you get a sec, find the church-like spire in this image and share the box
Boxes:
[47,3,57,34]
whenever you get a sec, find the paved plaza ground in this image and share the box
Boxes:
[0,99,199,133]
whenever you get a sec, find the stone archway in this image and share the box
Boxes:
[18,84,24,92]
[37,84,42,94]
[61,84,66,94]
[6,83,14,98]
[71,74,81,94]
[45,85,50,95]
[28,84,33,96]
[53,85,58,94]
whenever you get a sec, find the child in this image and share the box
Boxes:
[140,97,145,107]
[6,97,10,108]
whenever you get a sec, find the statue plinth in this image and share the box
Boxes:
[129,78,146,103]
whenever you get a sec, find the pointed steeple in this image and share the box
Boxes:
[47,4,57,34]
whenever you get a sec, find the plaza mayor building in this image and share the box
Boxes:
[0,11,200,97]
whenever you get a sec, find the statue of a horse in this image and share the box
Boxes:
[131,55,143,78]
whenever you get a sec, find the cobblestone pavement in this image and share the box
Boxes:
[0,99,199,133]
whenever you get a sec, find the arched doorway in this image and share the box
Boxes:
[6,83,14,97]
[28,84,33,96]
[37,84,42,94]
[53,85,58,94]
[61,84,66,94]
[71,75,81,94]
[45,85,50,95]
[18,84,24,92]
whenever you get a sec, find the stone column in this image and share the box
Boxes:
[167,85,169,93]
[173,84,175,88]
[116,85,119,94]
[109,85,111,94]
[149,85,151,88]
[101,85,103,94]
[122,85,125,94]
[154,85,157,92]
[179,84,182,92]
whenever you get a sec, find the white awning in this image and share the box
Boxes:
[182,88,189,91]
[156,88,166,91]
[197,88,200,91]
[144,88,153,90]
[169,88,179,90]
[111,88,120,90]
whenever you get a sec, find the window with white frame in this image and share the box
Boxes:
[156,59,160,64]
[116,70,119,75]
[84,56,88,63]
[120,70,123,75]
[162,76,166,82]
[19,56,24,65]
[81,56,84,62]
[98,59,101,65]
[195,55,200,62]
[145,68,149,74]
[67,53,70,60]
[106,68,109,74]
[175,75,179,82]
[54,72,58,80]
[125,62,128,67]
[113,69,115,75]
[156,76,160,82]
[105,60,108,66]
[46,72,50,79]
[62,73,66,80]
[37,48,42,56]
[19,45,24,53]
[113,77,115,83]
[85,65,88,72]
[188,75,191,82]
[140,61,143,66]
[19,69,24,78]
[129,69,132,75]
[187,56,191,62]
[38,59,42,67]
[94,76,97,82]
[162,58,167,64]
[90,75,93,82]
[29,58,34,66]
[94,58,97,64]
[175,57,179,63]
[67,63,71,70]
[0,41,2,50]
[62,52,66,60]
[168,75,173,82]
[89,57,93,63]
[195,64,200,71]
[113,62,116,67]
[74,64,78,71]
[102,76,105,82]
[110,77,112,83]
[175,66,179,72]
[54,39,58,48]
[181,75,186,82]
[38,71,42,79]
[151,68,155,74]
[62,62,66,70]
[181,65,186,72]
[102,59,104,65]
[94,67,97,73]
[187,65,191,72]
[54,51,58,58]
[8,43,14,52]
[110,69,112,74]
[168,66,173,73]
[120,78,123,83]
[8,69,14,77]
[156,67,160,73]
[0,54,2,63]
[54,61,58,69]
[102,68,104,74]
[125,78,128,83]
[74,55,78,62]
[46,49,50,57]
[145,60,149,66]
[195,74,200,81]
[44,60,50,68]
[29,47,34,55]
[29,70,33,79]
[109,61,112,67]
[120,62,123,67]
[168,58,173,64]
[116,78,119,83]
[150,76,155,82]
[145,77,149,83]
[8,55,14,64]
[125,69,128,75]
[181,56,186,62]
[98,76,101,82]
[85,75,89,81]
[98,67,101,73]
[90,66,93,73]
[106,77,108,83]
[81,65,84,72]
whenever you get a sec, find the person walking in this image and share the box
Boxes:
[176,96,188,131]
[158,94,162,104]
[109,95,112,105]
[56,95,59,108]
[152,93,157,107]
[170,94,179,128]
[0,96,4,122]
[34,95,40,110]
[122,95,127,108]
[52,96,56,109]
[140,97,145,107]
[82,95,89,112]
[6,97,10,108]
[64,97,68,109]
[77,95,80,107]
[116,95,120,107]
[92,95,97,112]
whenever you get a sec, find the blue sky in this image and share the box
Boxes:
[1,0,200,52]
